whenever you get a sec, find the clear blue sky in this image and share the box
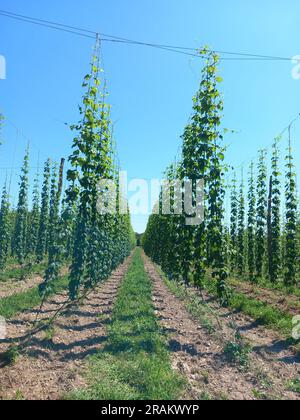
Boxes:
[0,0,299,232]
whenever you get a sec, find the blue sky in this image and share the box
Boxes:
[0,0,299,232]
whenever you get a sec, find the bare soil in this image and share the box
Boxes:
[142,253,299,401]
[0,258,131,400]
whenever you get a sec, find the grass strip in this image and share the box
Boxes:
[153,263,298,353]
[202,278,294,338]
[69,249,185,400]
[230,274,300,299]
[0,275,69,319]
[0,261,47,283]
[196,276,299,353]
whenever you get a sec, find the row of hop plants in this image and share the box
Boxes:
[142,49,231,305]
[0,49,136,302]
[142,48,299,304]
[0,149,55,270]
[229,133,299,287]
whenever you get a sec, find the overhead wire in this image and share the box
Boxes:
[1,9,299,62]
[0,10,96,40]
[1,9,300,201]
[232,114,300,171]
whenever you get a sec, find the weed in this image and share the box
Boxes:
[223,338,252,368]
[252,388,269,400]
[43,326,55,342]
[200,391,212,400]
[287,377,300,394]
[2,345,19,366]
[201,371,210,384]
[14,389,25,400]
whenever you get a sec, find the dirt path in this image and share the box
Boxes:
[0,257,131,400]
[142,254,299,400]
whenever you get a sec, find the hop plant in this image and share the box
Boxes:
[256,150,267,279]
[27,171,40,256]
[284,135,297,286]
[144,48,230,304]
[230,173,238,271]
[247,162,256,282]
[0,183,11,270]
[36,159,51,262]
[237,173,245,276]
[268,138,281,283]
[13,147,29,265]
[39,164,61,298]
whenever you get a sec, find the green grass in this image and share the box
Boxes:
[0,261,47,283]
[1,344,20,365]
[230,276,300,297]
[154,263,298,351]
[201,277,295,339]
[0,275,69,319]
[69,249,185,400]
[287,377,300,394]
[229,292,293,335]
[223,340,252,368]
[231,273,300,298]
